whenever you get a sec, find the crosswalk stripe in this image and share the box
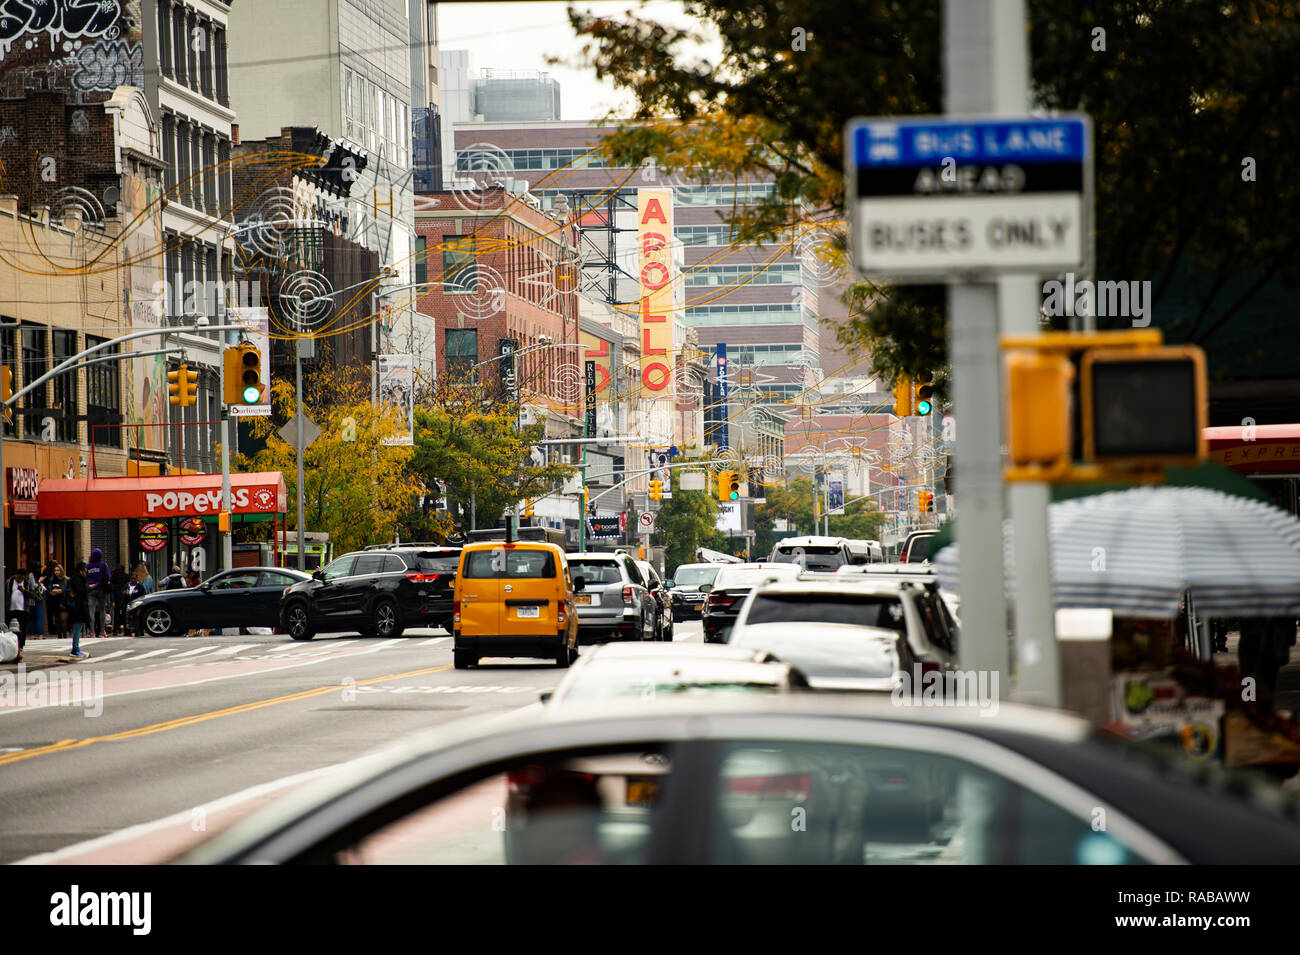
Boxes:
[87,650,132,661]
[203,644,260,657]
[130,648,178,660]
[418,637,449,646]
[361,638,406,654]
[169,646,223,659]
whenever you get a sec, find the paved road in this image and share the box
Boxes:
[0,621,704,864]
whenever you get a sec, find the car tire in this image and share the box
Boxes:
[372,598,404,639]
[284,603,315,641]
[554,636,571,668]
[453,648,476,669]
[143,606,176,637]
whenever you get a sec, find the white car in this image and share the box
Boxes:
[702,562,803,642]
[728,577,959,670]
[543,643,808,706]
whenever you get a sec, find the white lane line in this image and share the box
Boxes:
[360,638,406,654]
[418,637,449,646]
[169,646,224,659]
[129,648,179,660]
[86,650,132,662]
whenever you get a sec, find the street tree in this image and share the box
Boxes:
[654,465,726,570]
[236,367,418,554]
[565,0,1300,393]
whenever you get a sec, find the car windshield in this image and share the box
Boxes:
[906,536,934,561]
[672,566,719,588]
[744,593,907,632]
[569,561,621,584]
[771,546,846,570]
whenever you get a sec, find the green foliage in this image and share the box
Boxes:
[654,465,726,570]
[755,476,883,555]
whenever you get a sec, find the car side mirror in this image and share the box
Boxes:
[573,576,585,592]
[199,581,211,592]
[312,569,325,581]
[664,580,675,588]
[700,583,713,593]
[539,691,553,703]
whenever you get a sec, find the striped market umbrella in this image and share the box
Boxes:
[933,486,1300,618]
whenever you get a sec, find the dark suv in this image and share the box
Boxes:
[280,546,461,640]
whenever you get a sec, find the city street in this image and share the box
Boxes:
[0,622,704,864]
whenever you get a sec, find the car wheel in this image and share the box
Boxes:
[284,603,315,641]
[143,606,176,637]
[372,598,404,639]
[453,648,476,669]
[554,635,571,668]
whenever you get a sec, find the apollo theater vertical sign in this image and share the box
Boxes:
[637,190,677,440]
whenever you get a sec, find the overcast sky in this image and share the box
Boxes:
[435,1,721,121]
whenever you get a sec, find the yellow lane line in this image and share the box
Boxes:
[0,665,453,768]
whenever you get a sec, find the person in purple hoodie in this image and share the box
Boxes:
[85,547,112,639]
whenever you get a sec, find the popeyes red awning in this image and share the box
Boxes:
[1205,424,1300,475]
[36,472,288,521]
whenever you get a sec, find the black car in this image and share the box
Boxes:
[665,562,721,621]
[129,567,311,637]
[279,547,461,641]
[702,563,801,642]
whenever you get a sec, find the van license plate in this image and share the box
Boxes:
[516,606,540,618]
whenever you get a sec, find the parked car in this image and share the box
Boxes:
[844,539,885,565]
[279,547,462,641]
[728,577,959,669]
[664,562,721,621]
[452,541,579,669]
[542,643,808,707]
[130,566,311,637]
[702,562,802,642]
[177,695,1300,864]
[635,560,673,639]
[899,530,940,564]
[566,552,656,643]
[768,536,853,571]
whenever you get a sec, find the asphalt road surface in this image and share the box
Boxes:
[0,621,705,864]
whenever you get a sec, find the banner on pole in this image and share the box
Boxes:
[378,354,415,446]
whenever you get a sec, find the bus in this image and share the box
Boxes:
[232,532,333,572]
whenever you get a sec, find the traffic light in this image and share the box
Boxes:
[892,377,913,417]
[2,365,12,423]
[648,478,663,500]
[914,373,934,416]
[223,344,263,405]
[716,469,740,502]
[1006,350,1073,466]
[1081,346,1206,465]
[167,364,196,407]
[524,499,535,519]
[918,491,934,513]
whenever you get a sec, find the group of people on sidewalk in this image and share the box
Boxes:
[5,555,198,663]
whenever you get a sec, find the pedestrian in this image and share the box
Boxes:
[45,563,68,640]
[132,562,155,596]
[111,564,130,634]
[25,564,46,638]
[7,571,27,646]
[85,547,111,638]
[66,562,89,659]
[186,568,201,588]
[161,564,186,591]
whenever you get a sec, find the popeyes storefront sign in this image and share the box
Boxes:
[7,467,39,517]
[35,473,287,522]
[144,486,279,517]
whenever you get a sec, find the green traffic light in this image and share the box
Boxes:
[916,399,932,415]
[729,491,739,500]
[242,385,261,403]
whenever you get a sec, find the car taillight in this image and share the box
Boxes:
[707,592,735,608]
[622,585,633,605]
[406,572,442,583]
[725,774,812,802]
[453,599,460,624]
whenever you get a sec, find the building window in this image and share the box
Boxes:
[52,330,77,443]
[446,329,478,376]
[172,4,187,86]
[199,19,214,100]
[162,114,176,194]
[218,136,231,214]
[158,2,172,79]
[86,337,121,449]
[215,27,228,105]
[443,235,477,292]
[187,9,199,93]
[20,324,46,437]
[415,236,427,290]
[176,120,190,206]
[202,132,216,214]
[0,325,15,438]
[189,126,202,209]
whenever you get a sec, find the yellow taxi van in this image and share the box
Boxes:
[452,540,581,670]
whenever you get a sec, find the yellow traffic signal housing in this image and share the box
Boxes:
[524,499,535,518]
[1081,345,1206,466]
[168,366,183,406]
[716,469,739,503]
[1006,350,1074,467]
[914,373,934,416]
[224,344,264,405]
[183,365,199,406]
[2,365,12,423]
[649,478,663,500]
[892,378,913,417]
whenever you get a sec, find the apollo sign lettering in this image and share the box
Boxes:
[637,189,677,399]
[145,487,277,516]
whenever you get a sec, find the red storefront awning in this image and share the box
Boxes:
[36,472,288,521]
[1205,424,1300,475]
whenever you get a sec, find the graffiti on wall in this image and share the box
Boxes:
[0,0,125,60]
[71,38,140,90]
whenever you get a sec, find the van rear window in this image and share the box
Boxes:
[461,549,556,579]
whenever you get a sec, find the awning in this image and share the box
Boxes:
[1205,424,1300,474]
[36,472,287,521]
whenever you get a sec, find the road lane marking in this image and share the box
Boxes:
[130,648,179,660]
[203,644,260,657]
[169,646,224,659]
[418,637,450,646]
[88,650,132,661]
[0,664,454,767]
